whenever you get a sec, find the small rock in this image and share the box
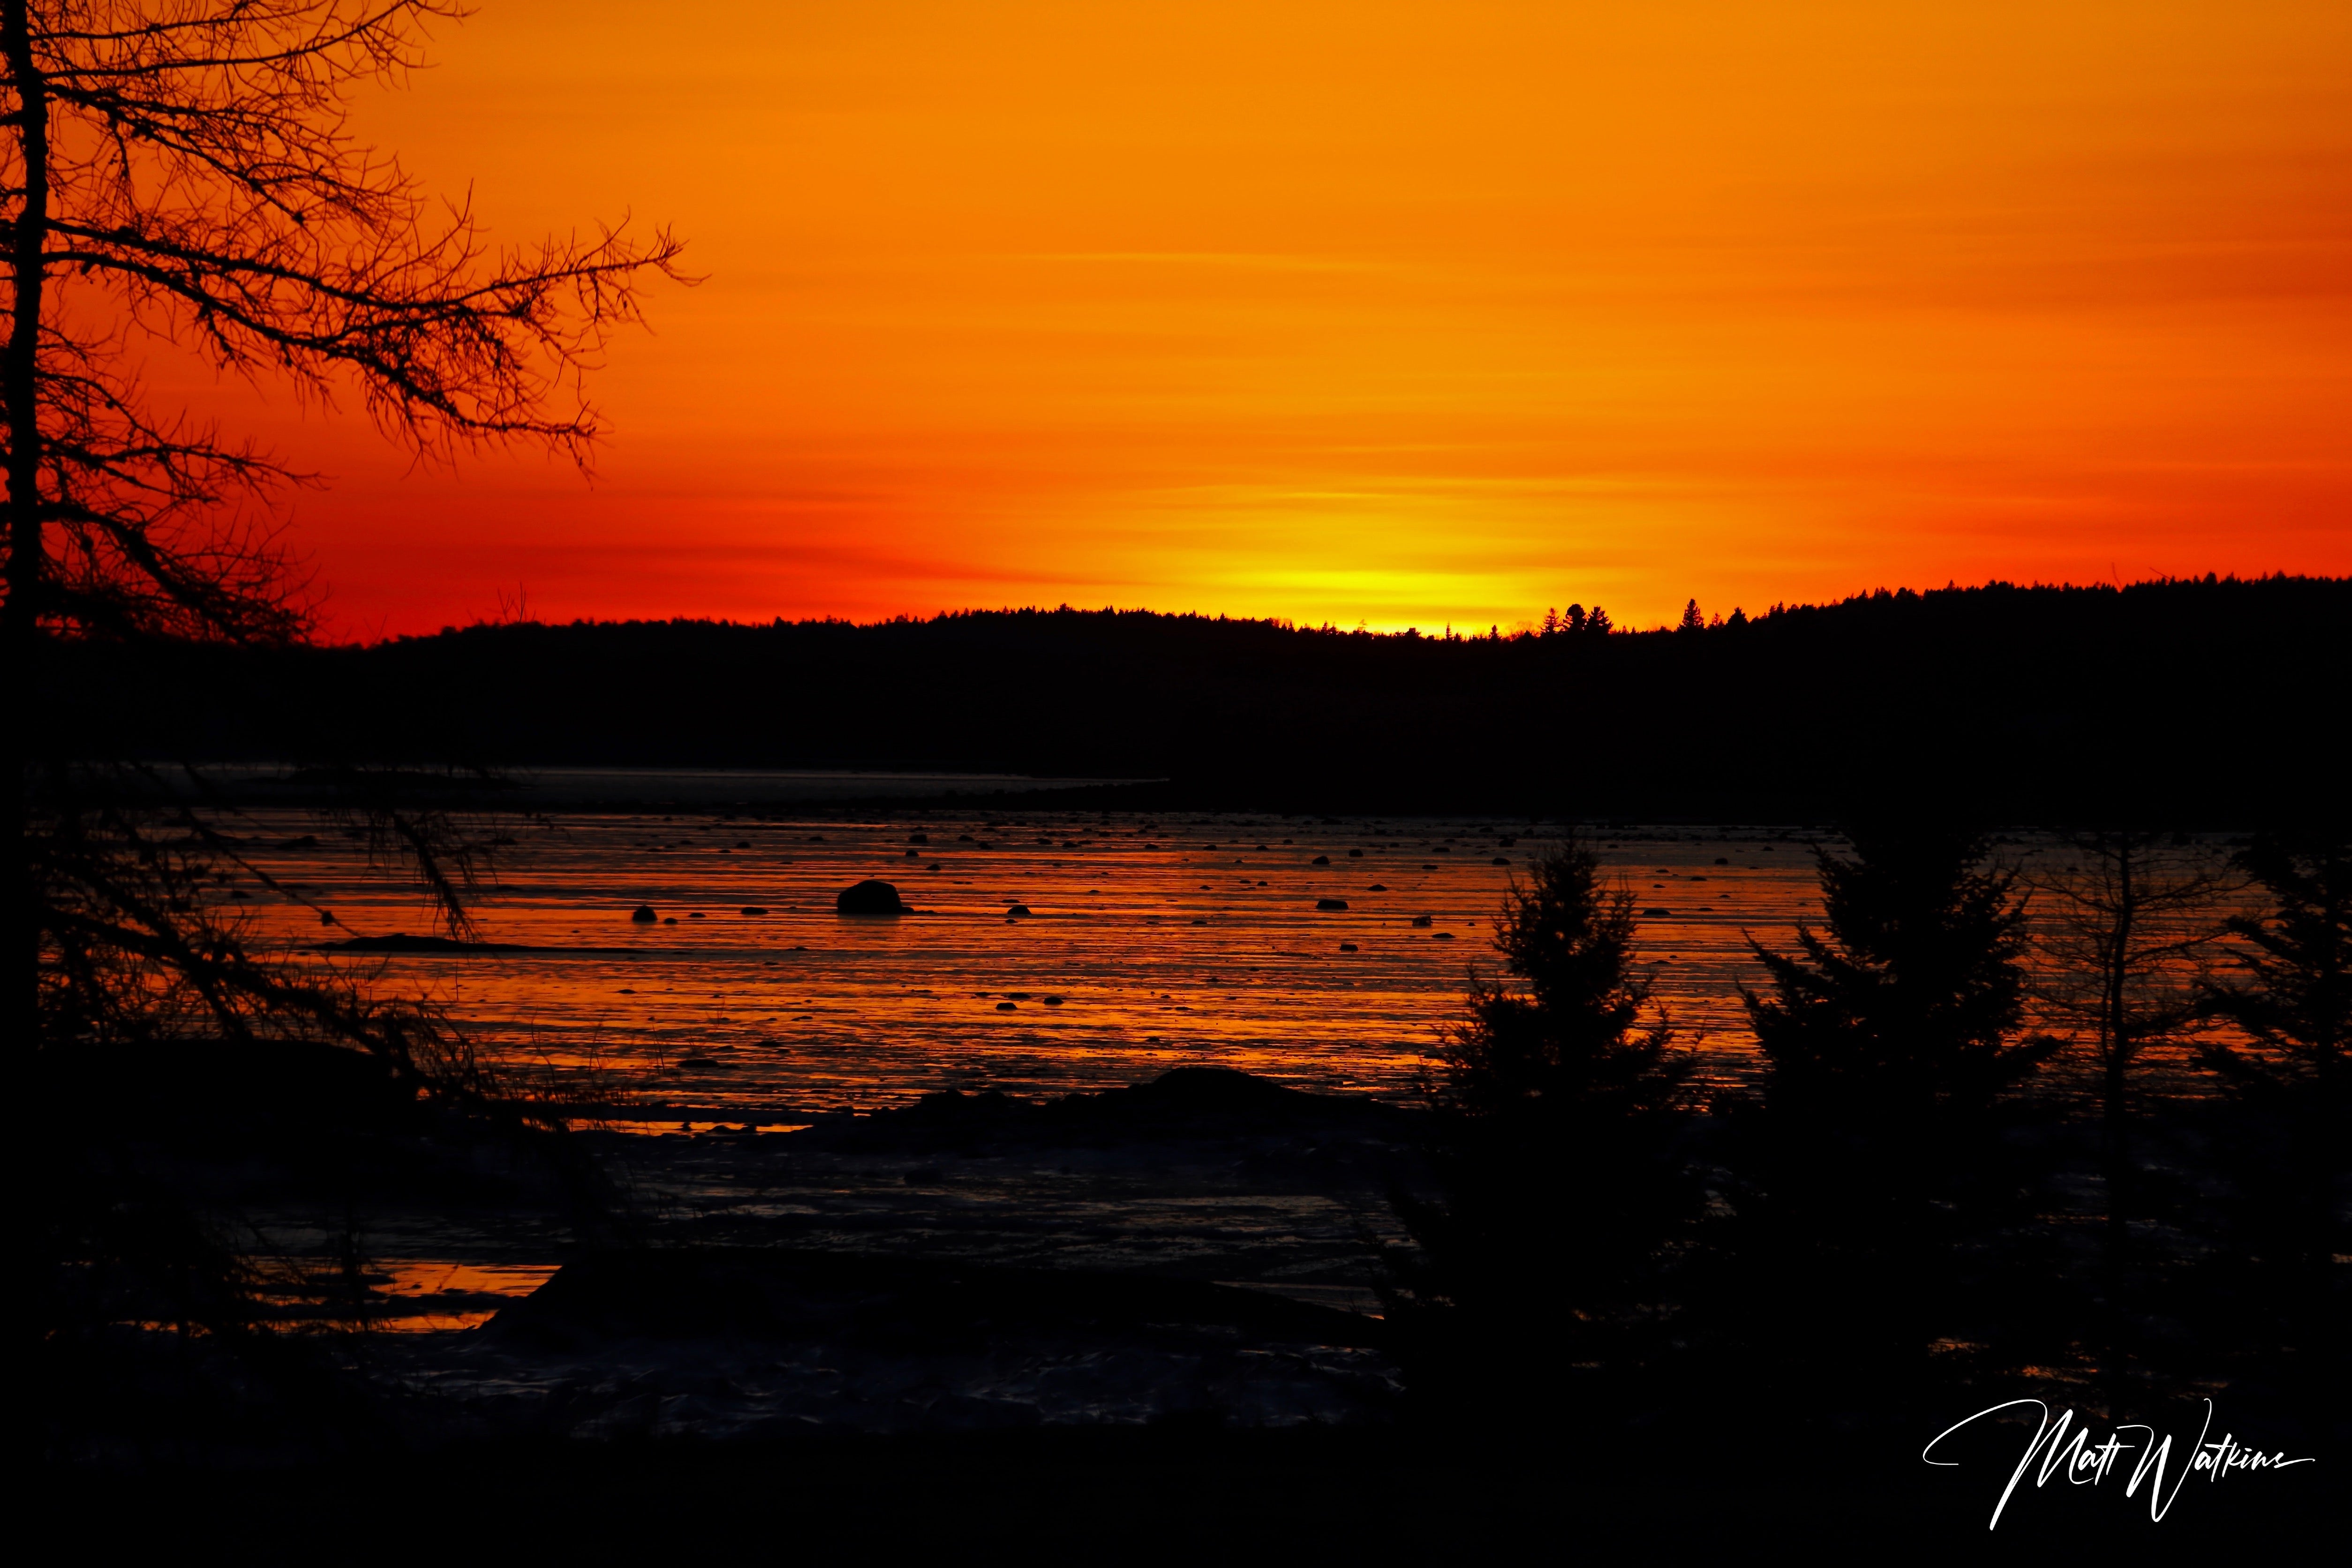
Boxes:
[1338,942,1359,952]
[1643,907,1671,918]
[996,1001,1017,1011]
[1492,856,1510,866]
[1410,914,1433,927]
[1006,904,1033,917]
[1432,931,1456,940]
[740,906,769,916]
[1316,898,1349,911]
[1312,855,1331,866]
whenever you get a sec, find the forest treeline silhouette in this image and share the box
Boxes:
[52,573,2348,822]
[1388,827,2346,1459]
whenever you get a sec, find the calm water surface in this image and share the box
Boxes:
[220,801,2221,1122]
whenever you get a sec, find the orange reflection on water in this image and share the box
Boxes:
[238,1259,558,1334]
[222,810,1826,1119]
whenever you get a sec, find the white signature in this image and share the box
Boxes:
[1923,1399,2314,1529]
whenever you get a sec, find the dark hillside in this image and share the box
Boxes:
[46,575,2349,822]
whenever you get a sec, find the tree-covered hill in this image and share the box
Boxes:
[47,575,2349,822]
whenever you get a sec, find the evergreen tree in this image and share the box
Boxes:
[1725,825,2055,1411]
[1388,844,1697,1424]
[2196,829,2349,1426]
[1744,827,2048,1113]
[2199,828,2347,1117]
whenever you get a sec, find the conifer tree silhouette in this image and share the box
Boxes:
[2197,829,2349,1428]
[1388,843,1697,1424]
[1726,824,2054,1413]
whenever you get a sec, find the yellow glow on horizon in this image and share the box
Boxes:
[148,0,2352,636]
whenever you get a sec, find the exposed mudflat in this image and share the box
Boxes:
[330,1070,1428,1435]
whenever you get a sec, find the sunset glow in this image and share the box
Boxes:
[159,0,2352,635]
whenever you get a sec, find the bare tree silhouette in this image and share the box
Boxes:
[2031,831,2235,1250]
[5,0,683,1434]
[6,0,684,1034]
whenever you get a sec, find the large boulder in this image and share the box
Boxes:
[836,879,907,915]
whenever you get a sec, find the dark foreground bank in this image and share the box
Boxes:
[40,1424,2333,1559]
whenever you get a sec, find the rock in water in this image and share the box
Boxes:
[630,904,658,923]
[836,879,907,915]
[1315,898,1349,911]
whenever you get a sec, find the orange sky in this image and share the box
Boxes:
[152,1,2352,636]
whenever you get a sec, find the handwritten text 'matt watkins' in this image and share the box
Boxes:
[1923,1399,2314,1530]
